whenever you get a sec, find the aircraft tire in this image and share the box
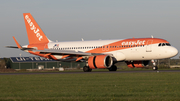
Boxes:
[88,68,92,72]
[108,65,117,71]
[152,66,158,70]
[83,66,91,72]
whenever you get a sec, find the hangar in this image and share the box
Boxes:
[8,57,85,70]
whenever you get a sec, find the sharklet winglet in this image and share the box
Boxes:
[13,36,22,49]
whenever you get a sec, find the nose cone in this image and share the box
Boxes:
[169,47,178,57]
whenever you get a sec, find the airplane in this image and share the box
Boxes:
[7,13,178,72]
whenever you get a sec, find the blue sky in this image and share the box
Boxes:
[0,0,180,58]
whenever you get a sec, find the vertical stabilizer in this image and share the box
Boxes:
[23,13,50,44]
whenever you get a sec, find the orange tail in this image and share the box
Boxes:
[23,13,50,44]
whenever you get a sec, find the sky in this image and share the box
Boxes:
[0,0,180,58]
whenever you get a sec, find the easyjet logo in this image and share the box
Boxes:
[25,15,43,41]
[121,40,145,45]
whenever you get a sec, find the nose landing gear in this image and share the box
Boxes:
[151,60,158,70]
[152,66,158,70]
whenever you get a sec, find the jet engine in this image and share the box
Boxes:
[88,55,113,69]
[126,61,150,68]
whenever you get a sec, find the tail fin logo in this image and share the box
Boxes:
[25,15,43,41]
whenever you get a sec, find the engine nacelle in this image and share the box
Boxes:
[126,61,150,68]
[88,55,113,69]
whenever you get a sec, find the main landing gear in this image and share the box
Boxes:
[108,65,117,71]
[151,60,158,70]
[83,66,92,72]
[83,65,117,72]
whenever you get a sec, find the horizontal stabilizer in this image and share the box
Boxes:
[6,46,35,50]
[5,46,19,49]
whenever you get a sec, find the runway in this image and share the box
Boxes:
[1,69,180,75]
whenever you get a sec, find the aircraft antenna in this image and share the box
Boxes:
[81,38,84,41]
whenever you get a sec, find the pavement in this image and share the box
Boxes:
[0,69,180,75]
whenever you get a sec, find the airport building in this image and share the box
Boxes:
[8,57,85,70]
[1,57,180,70]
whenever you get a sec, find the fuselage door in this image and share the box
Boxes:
[44,43,49,49]
[146,40,153,52]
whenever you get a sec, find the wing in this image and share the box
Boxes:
[37,49,104,57]
[34,49,109,61]
[6,36,35,51]
[7,36,112,61]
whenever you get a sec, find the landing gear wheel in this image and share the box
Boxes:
[152,66,158,70]
[151,60,158,71]
[83,66,92,72]
[88,69,92,72]
[108,65,117,71]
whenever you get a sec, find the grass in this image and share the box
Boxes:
[13,67,180,73]
[0,72,180,101]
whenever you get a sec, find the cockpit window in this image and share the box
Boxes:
[166,43,171,46]
[158,43,171,47]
